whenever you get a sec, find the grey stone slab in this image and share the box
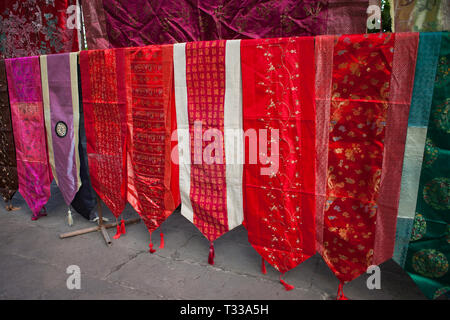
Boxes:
[0,187,433,300]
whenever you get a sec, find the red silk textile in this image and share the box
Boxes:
[125,45,180,234]
[80,49,127,217]
[186,40,229,242]
[0,0,79,59]
[318,33,419,283]
[241,37,316,274]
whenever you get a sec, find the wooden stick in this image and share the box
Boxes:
[59,218,141,239]
[100,225,111,246]
[59,195,140,245]
[95,195,111,245]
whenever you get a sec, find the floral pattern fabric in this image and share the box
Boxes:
[241,37,316,274]
[0,0,79,59]
[316,33,419,283]
[404,32,450,300]
[0,59,18,202]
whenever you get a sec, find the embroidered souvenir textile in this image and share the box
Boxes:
[0,0,79,58]
[315,33,419,287]
[125,45,180,243]
[404,32,450,300]
[40,53,81,206]
[174,40,244,261]
[79,49,127,218]
[5,56,52,218]
[0,59,18,204]
[241,37,316,274]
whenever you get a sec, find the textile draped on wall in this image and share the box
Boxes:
[394,32,442,267]
[83,1,369,49]
[174,40,244,247]
[40,52,81,206]
[79,49,127,218]
[5,56,52,216]
[80,46,180,228]
[241,37,316,274]
[393,0,450,32]
[404,32,450,300]
[81,0,110,50]
[125,45,180,237]
[0,0,79,59]
[0,59,18,203]
[315,33,419,284]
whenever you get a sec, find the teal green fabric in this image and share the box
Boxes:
[408,32,442,127]
[405,32,450,300]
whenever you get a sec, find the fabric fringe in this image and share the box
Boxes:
[120,219,126,234]
[159,232,165,249]
[208,241,215,265]
[336,282,348,300]
[67,207,73,226]
[279,275,294,291]
[113,218,122,239]
[149,233,156,253]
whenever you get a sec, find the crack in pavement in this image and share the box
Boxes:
[102,250,147,280]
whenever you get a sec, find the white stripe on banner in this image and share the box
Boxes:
[224,40,244,230]
[70,52,82,190]
[173,43,194,223]
[40,55,58,184]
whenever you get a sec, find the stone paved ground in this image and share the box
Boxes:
[0,183,428,300]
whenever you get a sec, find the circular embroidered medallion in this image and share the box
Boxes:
[412,249,449,278]
[424,138,439,168]
[432,98,449,134]
[423,178,450,211]
[55,121,68,138]
[410,213,426,241]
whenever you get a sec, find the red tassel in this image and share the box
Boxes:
[336,282,348,300]
[113,220,122,240]
[208,242,215,265]
[159,233,165,249]
[279,275,294,291]
[261,257,267,274]
[120,219,126,235]
[149,242,156,254]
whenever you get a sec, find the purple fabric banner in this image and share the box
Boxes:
[41,53,81,206]
[83,0,369,49]
[5,56,52,216]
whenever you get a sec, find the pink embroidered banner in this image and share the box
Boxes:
[5,56,52,219]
